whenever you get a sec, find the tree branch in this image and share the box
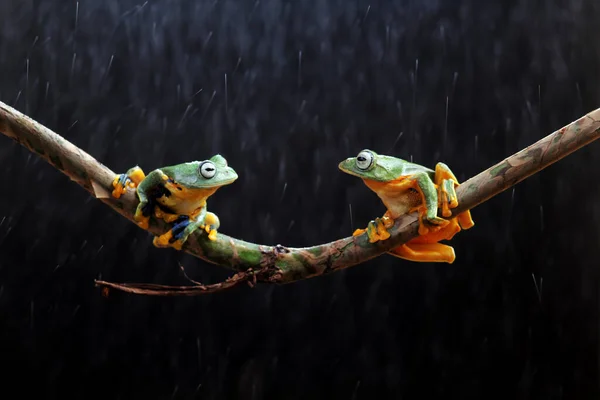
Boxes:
[1,100,599,292]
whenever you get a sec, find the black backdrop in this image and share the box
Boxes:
[1,0,599,398]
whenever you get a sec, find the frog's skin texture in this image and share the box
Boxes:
[111,155,238,250]
[339,149,474,264]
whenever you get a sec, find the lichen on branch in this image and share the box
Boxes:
[1,100,600,295]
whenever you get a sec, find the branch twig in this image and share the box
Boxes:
[96,265,265,296]
[1,100,599,292]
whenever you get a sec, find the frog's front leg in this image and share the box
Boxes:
[434,162,459,217]
[111,166,146,199]
[412,173,449,235]
[352,212,394,243]
[202,211,221,241]
[434,162,475,229]
[130,171,167,230]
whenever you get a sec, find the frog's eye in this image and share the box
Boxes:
[356,150,374,170]
[199,161,216,179]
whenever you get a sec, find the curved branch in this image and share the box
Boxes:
[1,100,600,288]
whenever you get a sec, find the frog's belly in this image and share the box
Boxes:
[378,190,423,219]
[155,184,217,215]
[156,194,206,215]
[156,192,206,215]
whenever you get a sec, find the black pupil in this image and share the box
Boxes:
[357,156,366,162]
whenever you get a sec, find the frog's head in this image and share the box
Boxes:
[338,149,404,182]
[166,154,238,189]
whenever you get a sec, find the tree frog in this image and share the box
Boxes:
[111,155,238,250]
[339,149,474,263]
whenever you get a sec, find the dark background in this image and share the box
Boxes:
[1,0,599,398]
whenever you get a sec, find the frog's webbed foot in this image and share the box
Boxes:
[112,173,133,198]
[111,166,146,199]
[153,211,221,250]
[202,212,220,241]
[352,228,366,237]
[133,202,152,230]
[412,208,449,236]
[438,179,459,217]
[433,162,475,229]
[354,215,394,243]
[153,215,191,250]
[388,242,456,264]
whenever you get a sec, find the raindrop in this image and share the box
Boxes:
[280,182,287,201]
[201,91,217,120]
[298,51,302,88]
[75,2,79,31]
[224,74,228,113]
[348,203,353,231]
[178,104,193,129]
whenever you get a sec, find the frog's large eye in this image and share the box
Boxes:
[356,150,374,170]
[199,161,216,179]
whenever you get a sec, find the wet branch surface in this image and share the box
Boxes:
[1,100,599,295]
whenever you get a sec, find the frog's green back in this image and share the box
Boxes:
[339,149,434,182]
[160,154,238,188]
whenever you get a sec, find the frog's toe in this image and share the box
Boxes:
[366,218,391,243]
[439,179,459,217]
[171,216,191,241]
[136,217,150,230]
[111,173,130,199]
[207,229,218,241]
[426,216,449,226]
[133,206,151,230]
[153,231,174,248]
[352,228,366,237]
[417,214,449,236]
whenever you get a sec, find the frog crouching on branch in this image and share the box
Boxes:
[339,149,474,264]
[111,155,238,250]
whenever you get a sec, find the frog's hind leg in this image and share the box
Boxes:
[388,242,456,264]
[434,162,475,229]
[153,215,191,250]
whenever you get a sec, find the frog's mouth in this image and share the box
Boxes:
[210,167,238,186]
[338,158,360,176]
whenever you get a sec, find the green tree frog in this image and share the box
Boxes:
[339,149,474,263]
[111,155,238,250]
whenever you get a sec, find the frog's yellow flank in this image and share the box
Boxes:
[110,155,238,250]
[339,149,474,264]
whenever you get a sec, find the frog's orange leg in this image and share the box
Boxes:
[457,211,475,230]
[434,162,475,229]
[388,242,456,264]
[387,216,460,263]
